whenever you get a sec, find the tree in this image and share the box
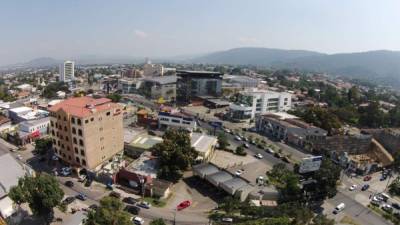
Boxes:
[85,196,131,225]
[34,138,53,155]
[311,159,341,199]
[347,86,361,103]
[9,174,64,223]
[217,133,229,150]
[152,129,198,182]
[107,93,122,102]
[220,196,240,215]
[150,218,167,225]
[235,146,246,156]
[42,82,69,99]
[311,214,335,225]
[358,101,387,128]
[299,107,342,135]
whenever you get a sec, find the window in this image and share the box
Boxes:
[80,150,85,156]
[52,139,56,144]
[171,119,180,123]
[85,119,89,124]
[74,147,78,154]
[106,112,110,116]
[61,144,64,149]
[57,141,60,146]
[72,127,76,134]
[90,118,94,122]
[77,119,81,125]
[73,137,77,144]
[82,159,86,166]
[68,156,71,160]
[64,116,67,121]
[67,146,70,151]
[78,129,82,136]
[50,121,54,127]
[71,117,75,124]
[99,127,103,131]
[64,126,67,132]
[76,157,80,163]
[51,130,55,136]
[79,139,84,146]
[66,136,69,141]
[60,135,63,140]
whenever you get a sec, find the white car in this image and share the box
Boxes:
[234,136,242,141]
[244,143,250,148]
[224,128,231,134]
[235,170,243,176]
[132,216,144,225]
[255,153,263,159]
[349,184,357,191]
[266,148,274,154]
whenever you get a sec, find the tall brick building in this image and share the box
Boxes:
[49,97,124,170]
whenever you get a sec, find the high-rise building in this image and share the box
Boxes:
[48,96,124,171]
[59,60,75,82]
[143,59,164,77]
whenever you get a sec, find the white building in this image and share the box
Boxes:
[158,111,197,131]
[229,89,292,120]
[59,60,75,82]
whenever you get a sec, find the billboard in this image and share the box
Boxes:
[299,156,322,173]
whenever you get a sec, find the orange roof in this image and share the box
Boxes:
[49,96,117,118]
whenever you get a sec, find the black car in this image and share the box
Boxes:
[76,193,87,201]
[109,191,121,199]
[124,205,141,215]
[123,197,137,205]
[85,178,93,187]
[89,204,98,210]
[392,203,400,209]
[62,196,75,205]
[361,184,370,191]
[65,180,74,187]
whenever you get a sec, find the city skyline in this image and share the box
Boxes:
[1,0,400,65]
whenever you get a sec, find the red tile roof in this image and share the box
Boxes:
[49,96,118,118]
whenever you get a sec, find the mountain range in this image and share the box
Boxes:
[191,47,400,87]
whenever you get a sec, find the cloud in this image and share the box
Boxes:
[134,29,148,38]
[238,36,259,44]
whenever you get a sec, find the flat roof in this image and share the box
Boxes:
[128,134,163,150]
[206,171,232,186]
[19,117,50,127]
[0,154,26,198]
[193,163,219,178]
[191,133,217,154]
[143,75,177,85]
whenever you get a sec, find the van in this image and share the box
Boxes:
[333,203,345,214]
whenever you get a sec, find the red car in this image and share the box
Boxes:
[364,175,372,181]
[177,200,191,211]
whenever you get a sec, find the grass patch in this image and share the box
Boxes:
[340,216,360,225]
[143,197,166,208]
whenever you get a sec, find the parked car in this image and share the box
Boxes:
[109,191,121,199]
[137,201,151,209]
[255,153,263,159]
[123,197,137,205]
[76,193,87,201]
[333,203,345,214]
[361,184,370,191]
[349,184,357,191]
[243,143,250,148]
[266,148,274,154]
[234,136,242,141]
[221,217,233,223]
[65,180,74,187]
[85,178,93,187]
[62,196,75,205]
[132,217,144,225]
[235,170,243,176]
[392,203,400,209]
[124,205,141,215]
[177,200,191,211]
[363,175,372,181]
[382,204,393,213]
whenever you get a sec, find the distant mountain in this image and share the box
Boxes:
[191,48,400,87]
[192,47,325,65]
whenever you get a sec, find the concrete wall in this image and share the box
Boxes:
[311,135,372,154]
[364,129,400,156]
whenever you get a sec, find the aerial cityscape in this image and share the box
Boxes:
[1,1,400,225]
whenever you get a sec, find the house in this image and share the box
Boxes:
[0,116,11,134]
[158,110,197,131]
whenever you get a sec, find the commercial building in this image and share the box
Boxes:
[17,117,50,145]
[158,110,197,131]
[139,76,176,101]
[176,70,223,105]
[59,60,75,82]
[223,75,259,88]
[48,96,124,171]
[229,89,292,120]
[7,106,49,123]
[118,79,140,94]
[256,112,327,148]
[143,60,164,77]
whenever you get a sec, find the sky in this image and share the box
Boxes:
[1,0,400,65]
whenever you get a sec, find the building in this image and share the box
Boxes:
[48,96,124,171]
[176,70,223,105]
[229,89,292,120]
[191,132,217,162]
[0,116,11,133]
[139,76,176,101]
[143,60,164,77]
[158,110,197,131]
[256,113,327,148]
[118,79,140,94]
[0,153,32,219]
[125,133,163,157]
[18,117,50,145]
[7,106,49,123]
[59,60,75,82]
[16,84,33,92]
[223,75,259,88]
